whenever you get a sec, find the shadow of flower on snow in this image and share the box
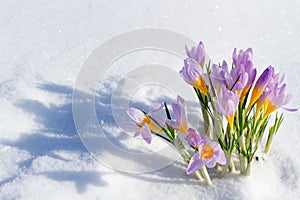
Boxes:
[40,170,107,194]
[0,82,108,193]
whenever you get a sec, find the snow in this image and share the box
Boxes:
[1,0,300,199]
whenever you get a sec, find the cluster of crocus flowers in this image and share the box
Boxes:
[179,41,296,175]
[126,40,296,184]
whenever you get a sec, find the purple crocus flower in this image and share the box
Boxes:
[248,66,274,110]
[232,48,253,69]
[232,48,257,97]
[263,74,297,116]
[207,61,243,97]
[127,103,164,144]
[180,58,208,96]
[185,41,206,68]
[166,95,189,134]
[223,60,243,91]
[186,128,201,147]
[256,73,282,113]
[186,138,227,175]
[215,85,239,128]
[265,83,291,115]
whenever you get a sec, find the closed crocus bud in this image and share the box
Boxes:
[232,48,257,98]
[180,58,208,96]
[185,41,206,68]
[247,66,274,112]
[166,95,189,134]
[215,85,239,129]
[186,128,201,147]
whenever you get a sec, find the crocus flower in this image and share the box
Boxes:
[215,85,239,129]
[232,48,253,69]
[264,84,290,116]
[186,138,227,175]
[232,48,257,98]
[207,61,243,97]
[186,128,201,147]
[166,95,189,134]
[264,81,297,117]
[256,73,282,115]
[185,41,206,68]
[127,103,164,144]
[247,66,274,111]
[180,58,208,96]
[223,60,243,92]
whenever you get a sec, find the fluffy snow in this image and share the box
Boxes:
[1,0,300,199]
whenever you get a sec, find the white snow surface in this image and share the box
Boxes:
[1,0,300,199]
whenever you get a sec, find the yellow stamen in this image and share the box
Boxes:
[142,116,164,133]
[200,145,214,159]
[142,116,151,124]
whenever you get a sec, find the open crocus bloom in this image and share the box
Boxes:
[166,95,189,134]
[126,103,164,144]
[215,85,239,129]
[180,58,208,96]
[186,138,227,175]
[185,41,206,68]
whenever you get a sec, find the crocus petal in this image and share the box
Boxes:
[141,124,152,144]
[215,85,239,116]
[172,103,181,121]
[185,41,206,66]
[177,96,187,126]
[186,128,201,147]
[121,122,139,132]
[205,156,217,168]
[134,131,141,137]
[186,153,204,175]
[165,119,180,129]
[148,102,164,114]
[126,108,145,124]
[282,107,298,112]
[177,95,186,107]
[215,101,226,115]
[254,66,274,89]
[217,148,227,165]
[150,114,165,126]
[180,58,207,93]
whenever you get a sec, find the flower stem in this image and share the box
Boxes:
[264,133,274,155]
[201,166,212,185]
[245,163,251,175]
[201,106,212,139]
[228,155,236,173]
[221,152,236,176]
[173,134,204,182]
[239,154,249,175]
